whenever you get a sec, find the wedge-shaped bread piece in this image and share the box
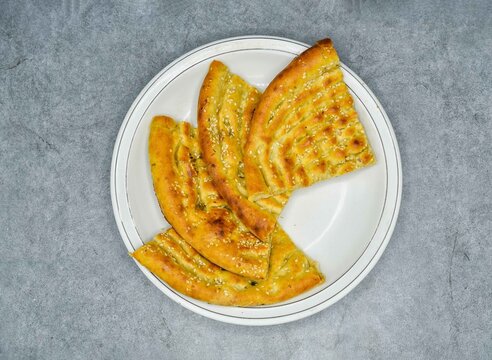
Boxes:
[149,116,270,279]
[198,61,286,241]
[244,39,375,200]
[132,227,324,306]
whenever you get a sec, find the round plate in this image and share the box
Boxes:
[111,36,401,326]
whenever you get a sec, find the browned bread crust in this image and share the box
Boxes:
[149,116,270,279]
[198,61,281,241]
[132,227,324,306]
[244,39,375,201]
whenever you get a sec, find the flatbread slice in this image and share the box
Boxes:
[198,61,285,241]
[244,39,375,200]
[132,227,324,306]
[149,116,270,279]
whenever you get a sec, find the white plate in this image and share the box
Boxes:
[111,36,402,326]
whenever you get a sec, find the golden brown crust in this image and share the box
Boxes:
[132,228,324,306]
[149,116,270,279]
[197,61,279,241]
[244,39,376,200]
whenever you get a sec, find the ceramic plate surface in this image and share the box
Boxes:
[111,36,401,326]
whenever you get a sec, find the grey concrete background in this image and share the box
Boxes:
[1,0,491,359]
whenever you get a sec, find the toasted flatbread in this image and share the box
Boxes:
[244,39,375,200]
[149,116,270,279]
[132,227,324,306]
[198,61,285,241]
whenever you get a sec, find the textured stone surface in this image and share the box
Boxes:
[1,0,491,359]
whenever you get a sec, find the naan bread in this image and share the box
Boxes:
[149,116,270,279]
[142,115,324,305]
[244,39,375,200]
[132,227,323,306]
[198,61,286,241]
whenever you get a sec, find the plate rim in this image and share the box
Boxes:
[110,35,402,326]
